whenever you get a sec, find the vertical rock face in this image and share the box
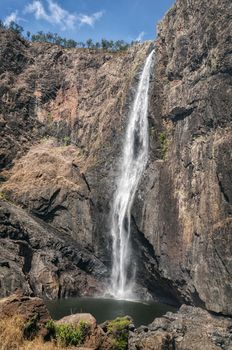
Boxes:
[133,0,232,314]
[0,27,154,299]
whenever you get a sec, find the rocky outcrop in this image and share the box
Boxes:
[132,0,232,315]
[129,305,232,350]
[0,292,51,338]
[56,313,104,349]
[1,293,232,349]
[0,200,106,298]
[0,0,231,320]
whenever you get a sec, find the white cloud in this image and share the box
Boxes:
[136,31,145,42]
[25,1,49,21]
[78,11,104,27]
[24,0,104,30]
[4,11,19,26]
[47,0,77,29]
[25,0,76,29]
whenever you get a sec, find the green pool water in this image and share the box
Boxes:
[45,297,177,327]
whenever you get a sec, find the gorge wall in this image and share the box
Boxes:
[133,0,232,314]
[0,28,153,299]
[0,0,231,317]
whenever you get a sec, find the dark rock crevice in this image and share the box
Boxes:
[18,241,33,274]
[217,173,230,204]
[164,106,196,122]
[131,214,183,307]
[81,172,91,192]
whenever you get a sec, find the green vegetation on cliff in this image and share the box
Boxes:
[0,19,139,51]
[159,132,168,159]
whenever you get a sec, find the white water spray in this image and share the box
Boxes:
[110,49,154,299]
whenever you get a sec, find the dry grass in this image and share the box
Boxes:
[0,317,68,350]
[0,317,23,350]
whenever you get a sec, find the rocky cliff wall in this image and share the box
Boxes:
[0,28,153,298]
[133,0,232,315]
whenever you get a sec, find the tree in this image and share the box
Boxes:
[94,42,101,49]
[131,40,139,47]
[0,18,133,52]
[115,40,129,51]
[108,40,114,51]
[0,20,5,28]
[86,38,93,49]
[65,39,77,48]
[46,32,54,43]
[101,39,109,50]
[9,21,23,35]
[77,42,85,48]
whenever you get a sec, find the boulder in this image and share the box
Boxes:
[0,291,51,338]
[56,313,97,330]
[129,305,232,350]
[56,313,104,349]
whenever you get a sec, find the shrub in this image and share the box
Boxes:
[63,136,71,146]
[23,315,39,339]
[0,316,69,349]
[46,320,90,347]
[0,191,10,202]
[159,131,168,158]
[107,317,132,350]
[8,21,24,36]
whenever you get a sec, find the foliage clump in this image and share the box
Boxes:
[0,19,141,51]
[0,191,10,202]
[107,316,132,350]
[159,131,168,159]
[0,19,23,35]
[46,320,90,347]
[63,136,71,146]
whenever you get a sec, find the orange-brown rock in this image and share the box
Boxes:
[131,0,232,314]
[0,27,153,299]
[0,292,51,338]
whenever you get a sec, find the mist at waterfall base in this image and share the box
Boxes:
[109,49,155,300]
[46,297,177,327]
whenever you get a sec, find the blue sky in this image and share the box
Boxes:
[1,0,175,42]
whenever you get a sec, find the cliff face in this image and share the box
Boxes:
[0,0,231,317]
[133,0,232,315]
[0,28,153,298]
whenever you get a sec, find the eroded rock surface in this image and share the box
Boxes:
[129,305,232,350]
[0,201,106,298]
[132,0,232,314]
[0,292,51,338]
[0,26,156,299]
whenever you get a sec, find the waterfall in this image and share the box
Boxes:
[110,49,154,299]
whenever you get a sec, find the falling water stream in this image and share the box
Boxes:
[45,50,177,326]
[110,49,154,299]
